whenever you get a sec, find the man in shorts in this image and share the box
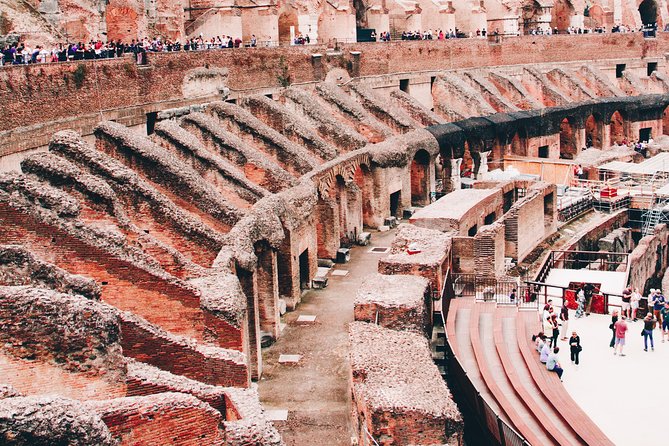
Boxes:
[614,315,628,356]
[661,303,669,343]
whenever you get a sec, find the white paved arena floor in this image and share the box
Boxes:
[554,311,669,446]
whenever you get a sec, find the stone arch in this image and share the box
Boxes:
[639,0,658,26]
[278,10,299,44]
[411,149,431,206]
[559,116,578,159]
[585,113,604,148]
[587,4,606,28]
[609,110,627,145]
[551,0,575,32]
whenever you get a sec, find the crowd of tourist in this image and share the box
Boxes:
[0,34,267,66]
[0,20,665,67]
[529,285,669,385]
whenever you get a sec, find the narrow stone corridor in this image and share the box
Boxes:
[258,229,397,445]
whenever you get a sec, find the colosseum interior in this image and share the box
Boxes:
[3,1,669,445]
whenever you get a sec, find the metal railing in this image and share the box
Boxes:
[451,274,538,309]
[549,249,629,272]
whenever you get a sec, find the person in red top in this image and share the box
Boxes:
[613,315,628,356]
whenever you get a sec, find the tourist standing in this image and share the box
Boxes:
[569,331,581,365]
[560,305,569,340]
[661,302,669,342]
[631,288,641,321]
[575,287,585,318]
[653,290,665,326]
[621,287,632,319]
[547,347,564,380]
[613,315,628,356]
[550,313,560,347]
[643,313,656,351]
[609,309,619,348]
[584,282,594,316]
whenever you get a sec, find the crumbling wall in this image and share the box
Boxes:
[378,224,453,291]
[349,322,463,446]
[0,396,115,446]
[88,393,226,445]
[0,286,125,378]
[627,224,669,293]
[0,245,101,299]
[354,274,431,334]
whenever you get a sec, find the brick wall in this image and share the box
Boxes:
[89,393,226,446]
[627,224,669,293]
[2,34,668,155]
[119,312,249,388]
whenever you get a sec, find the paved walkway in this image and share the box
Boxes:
[258,229,396,445]
[554,312,669,446]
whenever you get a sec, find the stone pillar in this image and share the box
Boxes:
[450,158,462,191]
[478,151,491,177]
[256,245,280,341]
[316,196,340,259]
[349,51,361,78]
[237,268,262,380]
[575,127,587,154]
[312,54,324,81]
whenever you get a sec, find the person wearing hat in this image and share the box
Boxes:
[652,290,666,328]
[569,331,581,365]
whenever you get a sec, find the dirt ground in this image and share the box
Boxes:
[258,229,397,446]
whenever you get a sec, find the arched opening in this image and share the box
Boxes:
[235,265,261,379]
[510,129,528,157]
[587,4,606,28]
[559,117,578,159]
[662,106,669,135]
[610,110,626,145]
[462,142,475,178]
[551,0,575,32]
[354,164,376,227]
[278,10,299,44]
[585,114,603,148]
[639,0,658,26]
[411,149,431,206]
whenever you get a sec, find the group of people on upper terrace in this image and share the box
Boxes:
[1,19,666,67]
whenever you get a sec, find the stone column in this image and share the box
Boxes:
[450,158,462,191]
[478,151,491,178]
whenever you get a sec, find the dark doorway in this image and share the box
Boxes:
[484,212,496,225]
[468,225,477,237]
[639,127,652,143]
[390,190,401,217]
[639,0,658,26]
[648,62,658,76]
[399,79,409,92]
[299,249,310,289]
[146,112,157,135]
[616,64,626,78]
[538,145,549,158]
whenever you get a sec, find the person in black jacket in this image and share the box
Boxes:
[569,331,581,365]
[609,309,619,348]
